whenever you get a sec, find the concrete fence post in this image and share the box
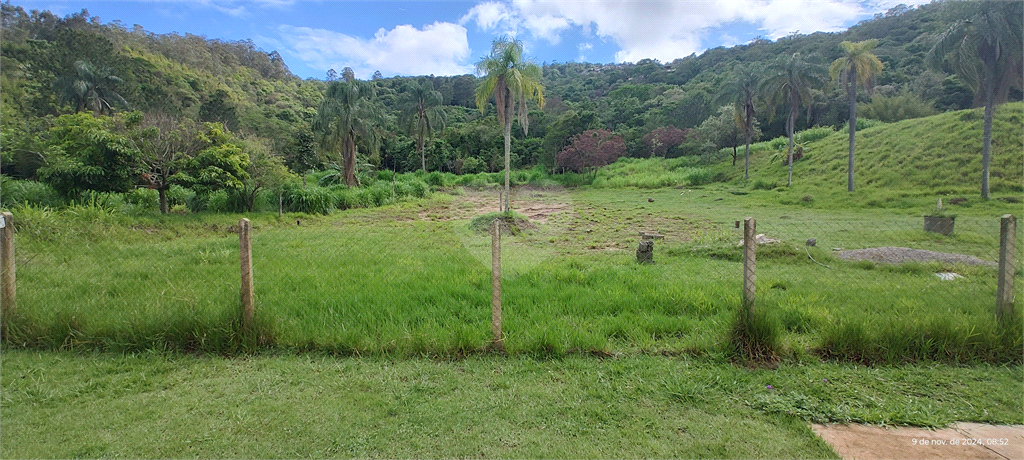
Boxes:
[491,219,503,352]
[743,217,756,316]
[997,214,1016,321]
[239,218,254,329]
[1,212,15,323]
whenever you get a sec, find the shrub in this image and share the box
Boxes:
[795,126,835,144]
[461,157,486,174]
[283,186,334,215]
[0,177,66,208]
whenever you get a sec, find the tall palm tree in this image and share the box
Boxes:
[399,80,447,172]
[717,65,761,180]
[313,80,386,187]
[57,60,127,116]
[928,1,1023,200]
[831,40,884,192]
[475,36,545,213]
[760,53,825,187]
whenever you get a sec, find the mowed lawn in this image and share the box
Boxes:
[2,350,1022,459]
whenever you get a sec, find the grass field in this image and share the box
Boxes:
[2,350,1021,459]
[3,184,1021,363]
[2,104,1023,458]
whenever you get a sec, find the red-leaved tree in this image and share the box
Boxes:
[642,126,690,157]
[556,129,625,173]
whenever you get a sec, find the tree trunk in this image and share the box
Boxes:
[503,117,512,213]
[158,187,169,214]
[981,61,995,200]
[744,132,751,180]
[419,116,427,172]
[503,93,513,213]
[787,107,795,187]
[847,65,857,192]
[732,146,738,166]
[344,132,358,187]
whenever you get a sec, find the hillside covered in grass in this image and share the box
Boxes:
[711,103,1024,201]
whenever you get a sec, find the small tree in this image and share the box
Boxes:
[700,105,760,166]
[37,112,142,198]
[128,112,207,213]
[642,126,689,157]
[556,129,624,173]
[235,134,293,212]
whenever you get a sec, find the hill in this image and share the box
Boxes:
[714,102,1024,207]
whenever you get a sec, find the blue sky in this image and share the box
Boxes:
[14,0,932,80]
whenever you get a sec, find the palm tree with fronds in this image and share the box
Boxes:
[475,36,545,213]
[313,80,387,187]
[831,40,884,192]
[760,52,825,187]
[399,79,447,172]
[928,1,1023,200]
[717,64,762,180]
[57,60,127,116]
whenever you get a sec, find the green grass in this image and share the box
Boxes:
[2,350,1020,458]
[3,187,1020,363]
[726,103,1024,203]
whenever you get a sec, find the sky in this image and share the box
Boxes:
[14,0,933,80]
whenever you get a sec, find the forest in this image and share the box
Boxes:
[1,0,1021,213]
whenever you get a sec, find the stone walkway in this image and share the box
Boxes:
[812,423,1024,460]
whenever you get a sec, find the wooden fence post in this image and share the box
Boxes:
[491,219,503,352]
[743,217,756,316]
[997,214,1016,321]
[239,218,254,329]
[1,212,15,323]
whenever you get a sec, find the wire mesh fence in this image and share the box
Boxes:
[1,203,1019,361]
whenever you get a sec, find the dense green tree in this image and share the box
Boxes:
[475,36,545,212]
[37,112,142,197]
[831,40,884,192]
[313,80,386,186]
[761,52,825,186]
[56,60,127,115]
[399,79,446,171]
[928,0,1023,199]
[172,125,250,195]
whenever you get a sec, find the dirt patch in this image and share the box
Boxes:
[836,247,997,267]
[812,423,1024,460]
[422,189,573,225]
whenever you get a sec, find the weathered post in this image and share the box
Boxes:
[743,217,756,316]
[997,214,1016,321]
[1,212,15,322]
[239,218,254,329]
[491,218,503,352]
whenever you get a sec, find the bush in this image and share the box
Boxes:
[795,126,835,144]
[283,186,334,215]
[0,177,66,208]
[461,157,486,174]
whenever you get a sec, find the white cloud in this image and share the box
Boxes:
[461,2,514,30]
[461,0,922,63]
[276,22,473,78]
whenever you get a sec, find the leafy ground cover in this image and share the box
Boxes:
[2,350,1020,459]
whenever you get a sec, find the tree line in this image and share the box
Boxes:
[1,0,1020,210]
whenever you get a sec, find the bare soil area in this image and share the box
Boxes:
[836,247,997,267]
[813,423,1024,460]
[421,188,573,225]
